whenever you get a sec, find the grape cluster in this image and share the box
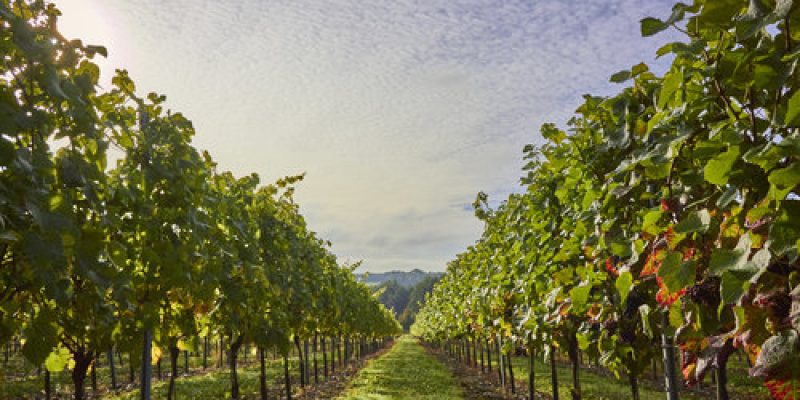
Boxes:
[624,290,645,318]
[754,290,791,322]
[767,260,800,277]
[619,327,636,344]
[687,277,721,309]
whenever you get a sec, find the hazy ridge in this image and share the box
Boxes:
[359,268,444,288]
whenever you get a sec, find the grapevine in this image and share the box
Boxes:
[416,1,800,399]
[0,2,400,399]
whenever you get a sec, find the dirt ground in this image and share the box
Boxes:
[420,342,547,400]
[291,342,396,400]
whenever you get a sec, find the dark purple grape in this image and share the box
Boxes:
[623,290,644,318]
[687,277,720,308]
[620,328,635,344]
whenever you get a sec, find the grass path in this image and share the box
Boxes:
[337,336,463,400]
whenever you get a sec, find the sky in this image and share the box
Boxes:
[55,0,680,273]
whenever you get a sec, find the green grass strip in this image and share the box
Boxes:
[338,336,463,400]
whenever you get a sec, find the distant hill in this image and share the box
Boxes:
[359,268,443,288]
[367,272,443,332]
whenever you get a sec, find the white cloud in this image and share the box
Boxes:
[56,0,680,272]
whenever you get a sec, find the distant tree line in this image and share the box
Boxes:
[373,276,441,331]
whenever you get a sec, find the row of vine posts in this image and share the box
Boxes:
[415,1,800,400]
[0,1,401,399]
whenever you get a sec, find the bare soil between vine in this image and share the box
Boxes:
[291,341,396,400]
[420,342,539,400]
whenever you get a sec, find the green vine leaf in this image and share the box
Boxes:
[658,252,695,292]
[768,163,800,190]
[616,271,633,305]
[704,146,741,186]
[785,90,800,127]
[674,209,711,234]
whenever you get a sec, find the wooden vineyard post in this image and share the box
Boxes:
[283,355,292,400]
[486,338,492,372]
[313,335,319,384]
[507,352,516,394]
[529,346,535,400]
[141,329,153,400]
[108,349,117,390]
[203,337,208,370]
[322,337,328,379]
[550,346,559,400]
[139,109,153,400]
[497,336,505,389]
[259,347,268,400]
[44,369,51,400]
[661,311,679,400]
